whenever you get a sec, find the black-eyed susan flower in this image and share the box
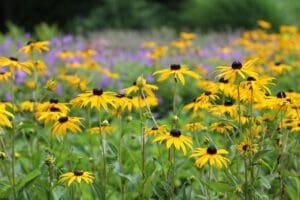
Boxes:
[153,64,199,85]
[51,116,82,137]
[154,129,192,155]
[185,122,205,132]
[257,20,271,29]
[0,105,14,128]
[209,100,242,118]
[216,59,259,83]
[37,99,70,114]
[0,71,12,82]
[88,120,114,134]
[45,79,58,92]
[113,93,134,113]
[269,61,292,75]
[190,146,230,169]
[132,94,158,109]
[145,125,168,136]
[0,57,32,74]
[236,139,258,154]
[71,88,115,111]
[37,106,66,124]
[59,170,94,186]
[19,41,50,55]
[210,122,234,134]
[124,76,158,97]
[19,100,35,112]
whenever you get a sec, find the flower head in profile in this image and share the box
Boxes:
[209,122,234,134]
[59,170,94,186]
[145,125,168,136]
[124,76,158,97]
[154,129,193,155]
[88,120,114,134]
[51,116,82,137]
[71,88,115,111]
[0,57,32,74]
[0,71,12,82]
[216,59,259,83]
[257,20,271,29]
[190,146,230,169]
[19,41,50,55]
[0,105,14,128]
[153,64,199,85]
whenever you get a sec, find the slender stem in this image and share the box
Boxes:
[118,115,125,200]
[138,90,145,199]
[244,156,248,200]
[249,89,255,199]
[98,111,106,200]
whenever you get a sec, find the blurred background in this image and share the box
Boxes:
[0,0,299,36]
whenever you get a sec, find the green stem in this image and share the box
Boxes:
[98,111,106,200]
[138,90,145,200]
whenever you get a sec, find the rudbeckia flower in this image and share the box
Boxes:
[145,125,168,136]
[19,101,35,112]
[216,59,259,83]
[209,122,234,134]
[0,57,32,74]
[154,129,193,155]
[19,41,50,55]
[209,100,242,117]
[0,105,14,128]
[190,146,230,169]
[185,122,205,132]
[236,139,258,154]
[36,106,66,124]
[51,116,82,137]
[132,94,158,109]
[153,64,199,85]
[113,93,134,112]
[59,170,94,186]
[0,71,12,82]
[88,120,114,134]
[124,76,158,97]
[71,88,115,111]
[37,99,70,114]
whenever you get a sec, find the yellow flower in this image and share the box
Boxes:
[185,122,205,132]
[236,139,258,154]
[132,94,158,109]
[20,101,35,112]
[0,71,12,82]
[124,76,158,97]
[0,105,14,128]
[210,122,234,134]
[257,20,271,29]
[209,100,242,118]
[153,64,199,85]
[142,41,156,48]
[45,79,58,92]
[51,116,82,137]
[113,93,134,112]
[190,146,230,169]
[36,99,70,114]
[216,59,259,83]
[0,57,32,74]
[88,120,114,134]
[36,106,66,124]
[19,41,50,55]
[71,88,115,111]
[180,32,196,40]
[154,129,193,155]
[59,170,94,186]
[145,125,168,136]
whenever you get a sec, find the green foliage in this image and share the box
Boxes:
[181,0,284,31]
[34,23,60,40]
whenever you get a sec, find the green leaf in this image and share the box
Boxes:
[205,181,233,193]
[16,169,41,193]
[252,149,271,163]
[259,176,271,189]
[0,180,12,198]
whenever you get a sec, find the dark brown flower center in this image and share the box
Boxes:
[116,93,125,98]
[151,126,158,130]
[242,144,248,151]
[73,170,84,176]
[0,72,6,75]
[247,76,256,81]
[26,41,33,45]
[231,61,242,69]
[170,64,181,70]
[9,57,18,61]
[275,62,281,66]
[58,116,68,123]
[49,98,59,104]
[276,91,286,98]
[170,129,181,137]
[207,146,217,155]
[204,91,212,96]
[50,107,60,112]
[219,77,229,83]
[224,100,233,106]
[93,88,103,96]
